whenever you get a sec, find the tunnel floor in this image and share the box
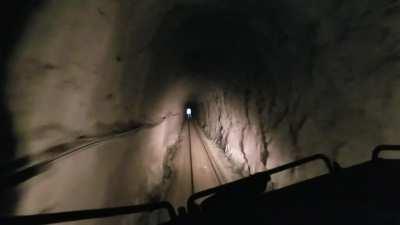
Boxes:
[164,119,241,208]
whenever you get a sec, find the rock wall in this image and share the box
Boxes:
[3,0,400,222]
[4,1,189,222]
[196,0,400,188]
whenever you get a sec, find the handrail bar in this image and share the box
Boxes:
[267,154,333,174]
[372,145,400,161]
[187,154,333,212]
[0,202,176,225]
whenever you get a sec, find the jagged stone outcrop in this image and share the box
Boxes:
[196,0,400,187]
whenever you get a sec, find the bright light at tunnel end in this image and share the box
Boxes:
[186,107,192,119]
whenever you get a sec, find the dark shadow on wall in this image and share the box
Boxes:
[0,0,44,215]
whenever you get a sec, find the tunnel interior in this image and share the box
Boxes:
[2,0,400,224]
[152,2,293,78]
[184,101,199,119]
[169,7,265,73]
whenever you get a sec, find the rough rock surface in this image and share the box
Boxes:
[196,0,400,187]
[3,0,400,224]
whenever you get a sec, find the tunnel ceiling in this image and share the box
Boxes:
[4,0,400,222]
[152,2,288,77]
[150,0,322,86]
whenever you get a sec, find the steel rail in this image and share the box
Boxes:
[193,122,223,185]
[187,120,195,195]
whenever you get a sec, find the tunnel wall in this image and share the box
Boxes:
[197,0,400,188]
[5,1,187,223]
[7,0,165,155]
[3,0,400,221]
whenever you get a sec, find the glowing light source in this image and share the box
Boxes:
[186,108,192,118]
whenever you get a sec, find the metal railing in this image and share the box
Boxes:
[187,153,334,212]
[0,202,176,225]
[372,145,400,161]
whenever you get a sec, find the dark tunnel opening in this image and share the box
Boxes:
[184,101,200,120]
[2,1,400,224]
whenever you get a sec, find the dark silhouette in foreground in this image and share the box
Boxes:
[1,145,400,225]
[0,0,46,215]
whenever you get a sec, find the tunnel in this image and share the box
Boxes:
[1,0,400,224]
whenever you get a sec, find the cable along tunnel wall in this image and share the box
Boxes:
[4,0,400,224]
